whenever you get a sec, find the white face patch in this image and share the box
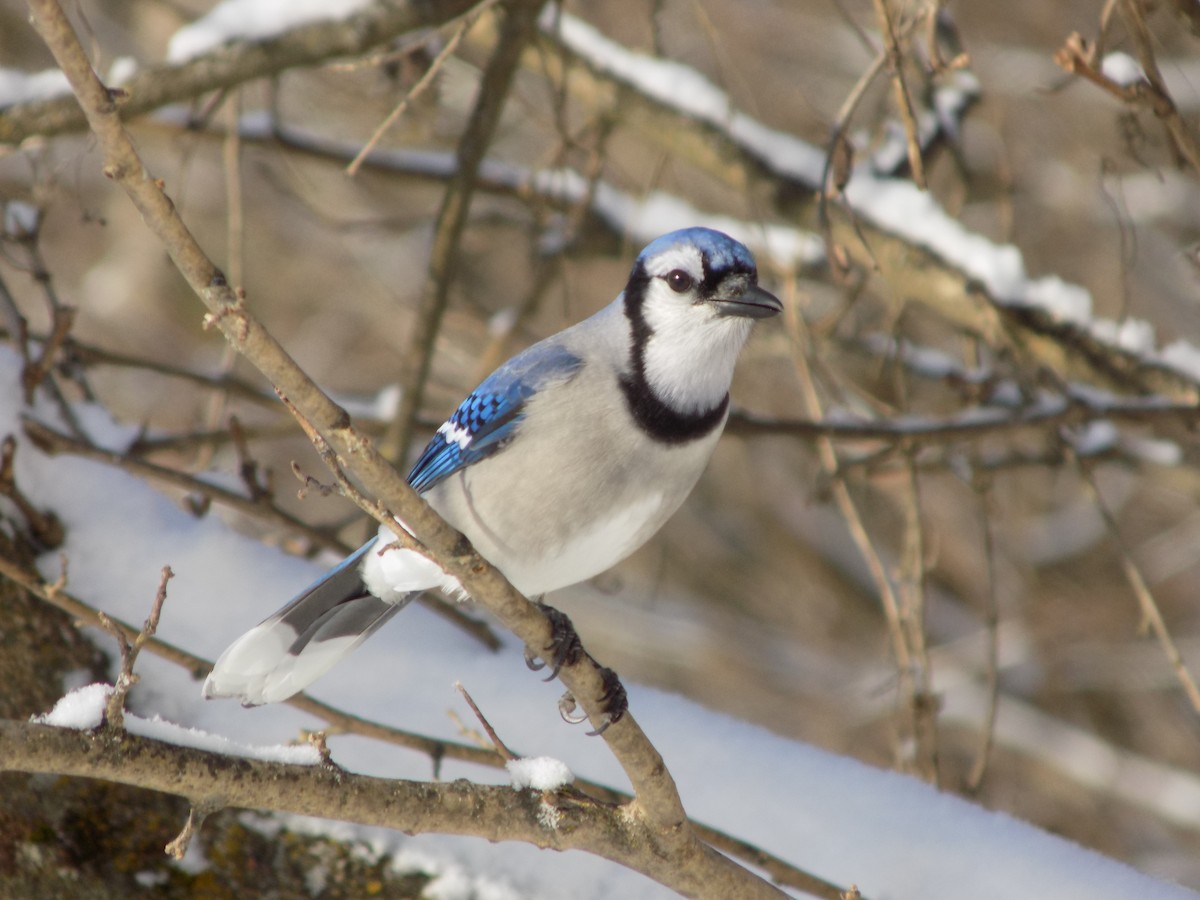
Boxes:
[637,277,754,412]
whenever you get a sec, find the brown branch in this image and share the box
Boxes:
[897,453,938,783]
[61,338,281,409]
[966,474,1001,793]
[8,708,853,898]
[727,393,1200,443]
[24,3,782,894]
[21,304,76,403]
[0,719,850,898]
[0,720,667,890]
[780,280,918,757]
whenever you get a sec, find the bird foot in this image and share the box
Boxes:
[523,602,584,681]
[557,666,627,736]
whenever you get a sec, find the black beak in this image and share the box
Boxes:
[711,283,783,319]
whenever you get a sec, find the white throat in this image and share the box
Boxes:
[637,285,753,413]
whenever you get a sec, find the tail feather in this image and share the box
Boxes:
[204,539,419,705]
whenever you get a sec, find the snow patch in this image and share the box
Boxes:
[507,756,574,791]
[34,683,321,765]
[167,0,374,63]
[33,682,112,729]
[1101,52,1144,87]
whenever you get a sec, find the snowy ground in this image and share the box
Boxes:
[6,350,1196,900]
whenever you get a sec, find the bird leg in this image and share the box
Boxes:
[523,600,584,680]
[523,601,628,734]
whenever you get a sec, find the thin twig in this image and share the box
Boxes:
[347,0,503,176]
[23,417,347,555]
[0,433,64,547]
[781,280,929,773]
[1055,23,1200,177]
[726,393,1200,443]
[897,451,938,782]
[189,92,247,472]
[165,801,216,860]
[966,473,1001,792]
[0,551,504,767]
[277,391,426,555]
[1117,0,1200,176]
[60,338,281,409]
[871,0,927,189]
[1077,461,1200,715]
[102,565,173,730]
[456,681,517,760]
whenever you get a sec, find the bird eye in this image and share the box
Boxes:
[665,269,694,293]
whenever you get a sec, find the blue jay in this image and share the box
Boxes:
[203,227,781,707]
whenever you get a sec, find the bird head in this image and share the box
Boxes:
[622,228,781,413]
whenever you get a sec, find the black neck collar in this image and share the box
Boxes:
[619,277,729,445]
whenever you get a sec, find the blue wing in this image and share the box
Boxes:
[407,341,584,493]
